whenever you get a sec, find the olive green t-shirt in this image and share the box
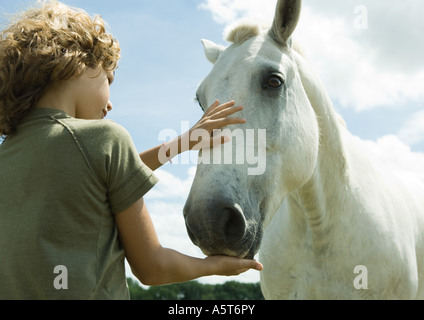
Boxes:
[0,108,159,300]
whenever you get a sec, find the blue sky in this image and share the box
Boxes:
[1,0,424,285]
[1,1,423,159]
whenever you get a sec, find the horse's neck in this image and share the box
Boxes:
[288,52,352,242]
[287,130,350,249]
[289,151,347,235]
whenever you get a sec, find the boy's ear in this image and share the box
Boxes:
[201,39,226,64]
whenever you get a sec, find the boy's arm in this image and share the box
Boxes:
[139,100,246,171]
[115,197,262,286]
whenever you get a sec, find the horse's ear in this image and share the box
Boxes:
[269,0,302,46]
[201,39,226,64]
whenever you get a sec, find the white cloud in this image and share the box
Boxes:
[146,167,196,200]
[363,135,424,176]
[199,0,424,112]
[294,5,424,111]
[198,0,276,24]
[398,110,424,146]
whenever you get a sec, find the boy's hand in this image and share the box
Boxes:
[204,255,263,277]
[155,100,246,167]
[188,100,246,151]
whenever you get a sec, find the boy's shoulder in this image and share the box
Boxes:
[58,118,140,176]
[62,118,131,141]
[58,118,135,155]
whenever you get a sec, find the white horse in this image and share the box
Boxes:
[183,0,424,299]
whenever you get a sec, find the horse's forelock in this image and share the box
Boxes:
[224,20,305,60]
[225,20,269,45]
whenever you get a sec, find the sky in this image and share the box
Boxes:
[1,0,424,286]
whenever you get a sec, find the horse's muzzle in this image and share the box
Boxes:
[183,200,261,259]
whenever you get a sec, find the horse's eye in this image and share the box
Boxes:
[268,75,283,88]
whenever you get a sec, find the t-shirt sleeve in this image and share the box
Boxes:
[105,122,159,214]
[77,120,159,215]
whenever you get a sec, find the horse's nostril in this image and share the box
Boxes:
[221,205,246,244]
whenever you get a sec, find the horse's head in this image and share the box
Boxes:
[184,0,320,259]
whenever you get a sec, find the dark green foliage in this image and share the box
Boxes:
[127,278,264,300]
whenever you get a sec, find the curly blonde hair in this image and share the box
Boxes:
[0,0,121,136]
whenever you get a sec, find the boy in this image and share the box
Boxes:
[0,1,262,299]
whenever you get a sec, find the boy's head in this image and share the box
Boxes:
[0,0,121,136]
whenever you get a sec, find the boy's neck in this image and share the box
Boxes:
[35,81,77,117]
